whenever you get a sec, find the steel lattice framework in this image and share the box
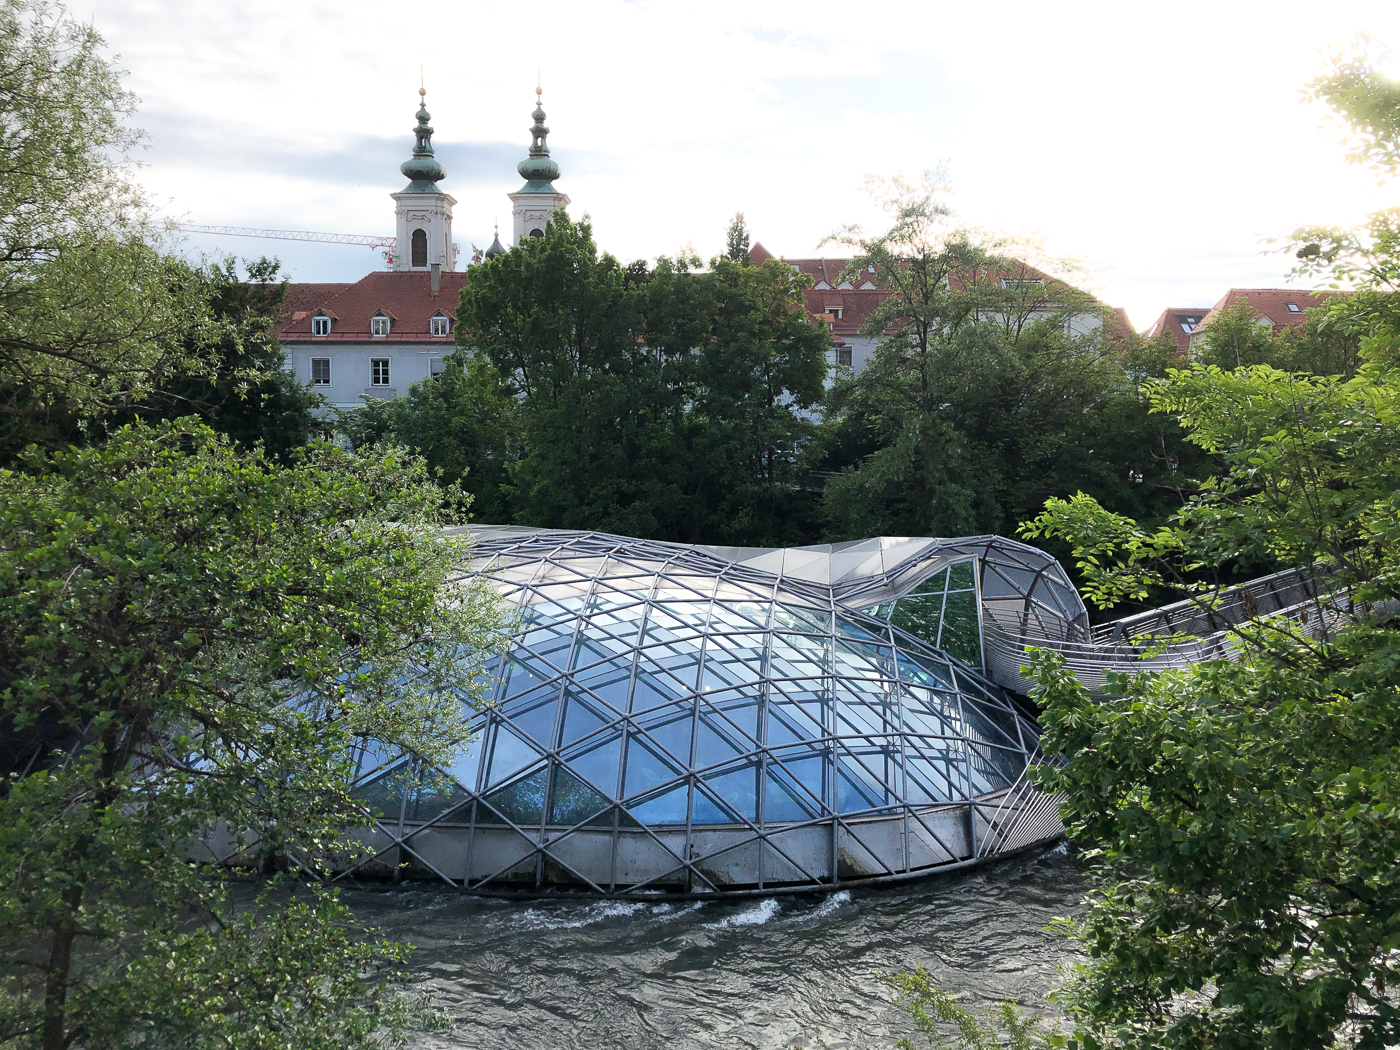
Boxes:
[267,527,1070,897]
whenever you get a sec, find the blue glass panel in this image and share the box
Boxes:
[626,782,690,826]
[765,702,822,747]
[904,754,957,804]
[478,767,547,827]
[442,736,484,794]
[835,760,886,814]
[652,601,710,629]
[835,618,886,645]
[701,762,758,821]
[502,653,558,700]
[640,643,702,687]
[706,695,760,743]
[503,693,559,749]
[520,600,576,628]
[844,739,900,797]
[522,624,574,668]
[835,686,896,736]
[694,716,743,769]
[770,751,829,811]
[966,742,1025,787]
[574,657,633,711]
[559,689,612,747]
[549,766,612,827]
[896,654,953,690]
[632,709,693,766]
[622,739,685,799]
[961,697,1023,749]
[486,724,544,787]
[560,733,622,797]
[691,782,743,825]
[764,766,821,823]
[629,669,681,714]
[900,702,957,739]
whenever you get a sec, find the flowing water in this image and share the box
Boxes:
[345,843,1088,1050]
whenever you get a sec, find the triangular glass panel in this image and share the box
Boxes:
[408,765,472,822]
[478,767,548,827]
[559,689,613,747]
[622,738,685,800]
[501,653,558,701]
[441,736,485,794]
[548,765,613,827]
[904,754,957,805]
[560,733,622,797]
[693,715,744,770]
[764,766,821,823]
[485,723,544,788]
[631,709,693,768]
[573,657,633,711]
[624,782,690,826]
[835,760,886,815]
[521,623,575,668]
[691,780,744,826]
[700,763,758,822]
[351,759,411,819]
[630,669,681,714]
[705,695,760,744]
[779,751,830,809]
[503,693,559,750]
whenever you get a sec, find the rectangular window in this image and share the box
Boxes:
[371,358,390,386]
[867,265,876,273]
[430,356,446,376]
[837,347,853,367]
[310,358,331,385]
[371,315,390,337]
[430,315,450,337]
[827,308,843,319]
[312,315,330,336]
[1286,302,1302,313]
[1001,278,1044,291]
[1180,316,1201,332]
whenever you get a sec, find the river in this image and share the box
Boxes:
[344,843,1087,1049]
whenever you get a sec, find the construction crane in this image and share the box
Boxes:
[172,224,395,249]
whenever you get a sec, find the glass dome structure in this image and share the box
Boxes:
[335,528,1069,896]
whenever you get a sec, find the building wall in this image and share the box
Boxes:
[284,340,453,411]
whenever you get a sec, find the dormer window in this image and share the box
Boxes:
[837,281,854,290]
[371,312,391,338]
[1286,301,1302,313]
[867,265,876,274]
[1180,315,1202,333]
[311,312,331,337]
[430,312,450,338]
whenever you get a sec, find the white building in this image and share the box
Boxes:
[275,88,567,408]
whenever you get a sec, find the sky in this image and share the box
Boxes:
[91,0,1400,330]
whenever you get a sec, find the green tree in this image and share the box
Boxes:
[724,210,751,265]
[0,1,213,451]
[818,173,1193,542]
[338,352,517,523]
[0,421,506,1049]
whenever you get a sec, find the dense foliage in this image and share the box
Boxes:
[0,3,505,1047]
[1003,48,1400,1050]
[348,215,831,546]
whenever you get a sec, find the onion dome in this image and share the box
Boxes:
[484,224,507,259]
[400,87,446,193]
[516,86,561,192]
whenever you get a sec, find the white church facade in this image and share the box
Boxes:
[275,86,568,409]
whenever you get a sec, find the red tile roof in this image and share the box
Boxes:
[1194,288,1330,337]
[1144,307,1213,354]
[276,270,470,342]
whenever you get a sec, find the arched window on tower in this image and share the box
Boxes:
[529,228,544,239]
[411,228,427,267]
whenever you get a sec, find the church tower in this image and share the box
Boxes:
[508,87,570,245]
[390,87,457,274]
